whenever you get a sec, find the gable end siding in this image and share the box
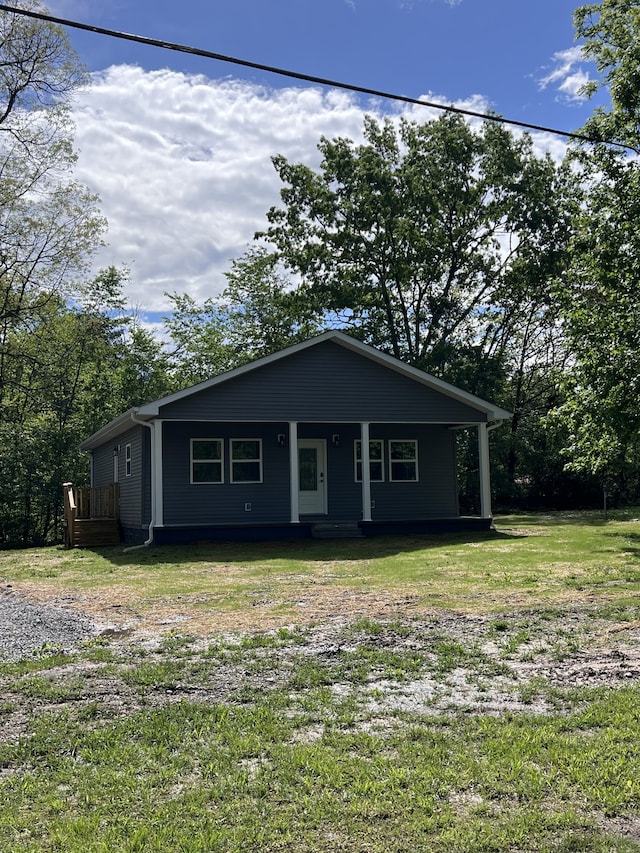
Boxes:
[158,341,486,423]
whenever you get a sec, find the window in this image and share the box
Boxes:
[125,444,132,477]
[355,440,384,482]
[389,440,418,481]
[191,439,223,484]
[231,439,262,483]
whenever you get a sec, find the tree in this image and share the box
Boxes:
[0,3,111,544]
[574,0,640,148]
[164,247,322,386]
[0,1,106,421]
[551,145,640,493]
[163,291,235,388]
[0,267,171,547]
[259,114,575,379]
[545,2,640,493]
[220,246,322,360]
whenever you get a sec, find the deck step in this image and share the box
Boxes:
[72,519,121,547]
[311,522,364,539]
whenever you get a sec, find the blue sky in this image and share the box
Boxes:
[41,0,604,320]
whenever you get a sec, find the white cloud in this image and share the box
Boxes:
[538,46,590,103]
[71,66,370,313]
[70,66,567,319]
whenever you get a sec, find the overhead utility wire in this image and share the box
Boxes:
[0,2,614,149]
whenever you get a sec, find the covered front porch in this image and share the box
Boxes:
[283,420,495,525]
[148,419,497,545]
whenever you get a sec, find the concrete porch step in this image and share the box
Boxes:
[311,522,364,539]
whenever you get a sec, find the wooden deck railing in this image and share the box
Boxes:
[63,483,120,548]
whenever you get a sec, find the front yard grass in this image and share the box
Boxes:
[0,509,639,851]
[1,509,640,630]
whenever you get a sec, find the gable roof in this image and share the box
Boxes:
[80,331,511,450]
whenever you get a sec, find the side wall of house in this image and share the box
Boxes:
[91,425,151,542]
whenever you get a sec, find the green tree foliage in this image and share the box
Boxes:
[0,1,104,341]
[552,146,640,495]
[0,3,125,545]
[0,268,171,547]
[547,2,640,495]
[260,114,574,374]
[221,246,322,360]
[163,291,235,388]
[163,247,322,386]
[575,0,640,147]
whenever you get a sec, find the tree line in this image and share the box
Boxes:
[1,0,639,546]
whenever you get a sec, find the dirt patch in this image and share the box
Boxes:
[1,576,639,750]
[7,578,428,635]
[1,584,639,746]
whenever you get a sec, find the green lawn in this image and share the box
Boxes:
[0,510,639,851]
[1,509,640,622]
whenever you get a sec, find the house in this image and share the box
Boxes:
[77,331,511,545]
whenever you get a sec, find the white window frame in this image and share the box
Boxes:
[230,438,263,484]
[125,444,132,478]
[354,439,384,482]
[389,439,418,482]
[190,438,224,484]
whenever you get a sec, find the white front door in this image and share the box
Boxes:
[298,440,327,515]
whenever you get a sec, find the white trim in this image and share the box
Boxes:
[361,423,372,523]
[230,438,263,484]
[478,423,492,519]
[289,422,299,522]
[128,414,158,543]
[153,421,164,527]
[190,438,224,484]
[125,443,132,478]
[388,439,419,482]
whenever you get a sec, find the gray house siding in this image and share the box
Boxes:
[160,420,458,526]
[91,426,149,542]
[157,340,485,424]
[369,425,458,520]
[162,421,291,526]
[114,426,144,530]
[92,443,114,488]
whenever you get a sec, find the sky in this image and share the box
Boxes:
[36,0,606,324]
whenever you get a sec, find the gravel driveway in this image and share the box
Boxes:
[0,586,96,661]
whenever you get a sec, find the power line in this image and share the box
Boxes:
[0,2,614,149]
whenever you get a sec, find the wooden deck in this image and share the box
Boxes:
[63,483,120,548]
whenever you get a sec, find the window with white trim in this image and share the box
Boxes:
[389,440,418,481]
[191,439,223,484]
[354,440,384,482]
[231,439,263,483]
[125,444,132,477]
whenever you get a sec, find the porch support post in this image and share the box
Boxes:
[154,420,164,527]
[478,422,492,519]
[361,421,372,522]
[289,421,300,523]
